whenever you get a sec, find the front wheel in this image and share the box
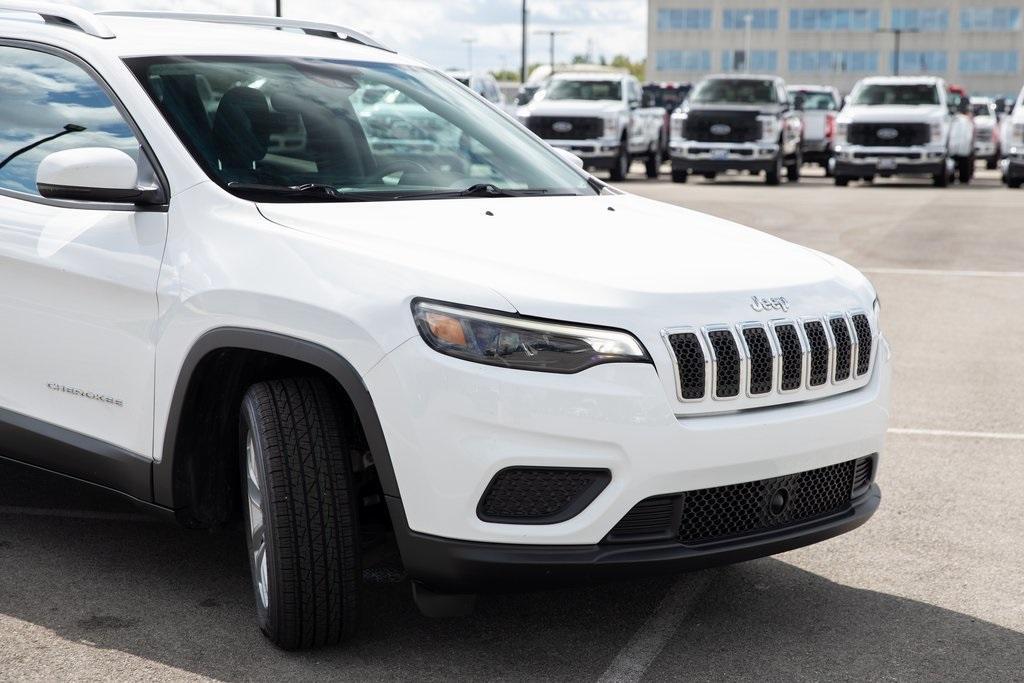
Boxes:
[645,144,662,179]
[956,155,974,184]
[786,150,802,183]
[933,165,950,187]
[987,155,998,170]
[834,176,850,187]
[671,168,689,183]
[765,153,782,186]
[241,377,361,650]
[609,143,630,181]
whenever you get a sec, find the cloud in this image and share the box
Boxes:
[71,0,646,73]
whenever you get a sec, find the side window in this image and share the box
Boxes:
[0,46,140,197]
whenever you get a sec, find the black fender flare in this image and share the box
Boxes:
[153,327,401,508]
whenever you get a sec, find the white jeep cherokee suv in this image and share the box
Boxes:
[834,76,974,187]
[0,7,890,650]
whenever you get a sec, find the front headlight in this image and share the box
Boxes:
[931,122,944,143]
[671,112,688,141]
[758,116,780,142]
[873,296,881,330]
[413,300,650,373]
[835,122,848,145]
[604,116,621,139]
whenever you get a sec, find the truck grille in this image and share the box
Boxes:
[683,110,761,143]
[527,116,603,140]
[847,122,930,147]
[664,310,873,404]
[604,456,876,545]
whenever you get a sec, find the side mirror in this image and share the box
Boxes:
[37,148,159,204]
[793,94,806,111]
[628,99,640,110]
[958,98,971,115]
[553,148,585,169]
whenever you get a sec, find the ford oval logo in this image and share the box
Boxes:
[876,127,899,141]
[710,124,732,136]
[552,121,573,133]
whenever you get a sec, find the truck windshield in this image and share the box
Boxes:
[971,103,993,117]
[852,84,940,106]
[690,79,776,105]
[790,91,837,111]
[544,80,622,101]
[125,56,596,202]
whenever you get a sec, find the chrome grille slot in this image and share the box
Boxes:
[667,332,707,400]
[740,325,775,395]
[829,315,853,382]
[706,328,741,399]
[851,313,872,376]
[773,323,804,391]
[803,320,831,387]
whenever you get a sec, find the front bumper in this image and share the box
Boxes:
[365,334,891,547]
[670,141,778,173]
[974,140,996,158]
[392,484,881,592]
[833,144,947,177]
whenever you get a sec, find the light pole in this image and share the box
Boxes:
[534,29,570,75]
[743,13,753,73]
[520,0,528,83]
[877,27,919,76]
[275,0,281,18]
[463,38,477,72]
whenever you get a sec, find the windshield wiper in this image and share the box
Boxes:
[226,182,375,202]
[394,184,576,200]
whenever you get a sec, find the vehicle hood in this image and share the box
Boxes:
[257,193,871,330]
[687,103,783,116]
[524,99,624,117]
[839,104,946,123]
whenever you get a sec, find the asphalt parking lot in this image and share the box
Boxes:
[1,167,1022,681]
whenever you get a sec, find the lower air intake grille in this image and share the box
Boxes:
[851,313,872,376]
[830,316,853,381]
[852,456,874,495]
[477,467,610,524]
[775,324,803,391]
[677,459,856,545]
[804,320,830,387]
[668,332,706,400]
[606,496,677,542]
[708,330,741,398]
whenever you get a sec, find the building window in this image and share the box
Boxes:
[789,9,881,31]
[893,51,948,73]
[657,8,712,30]
[959,51,1019,73]
[789,50,879,72]
[721,50,778,72]
[722,9,779,30]
[892,8,949,31]
[655,50,712,72]
[960,7,1022,31]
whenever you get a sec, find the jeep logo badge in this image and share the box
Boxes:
[750,296,791,313]
[552,121,573,133]
[710,124,732,136]
[876,127,899,141]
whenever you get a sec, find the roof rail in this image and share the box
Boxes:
[0,1,115,38]
[97,11,394,53]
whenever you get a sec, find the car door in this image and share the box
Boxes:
[0,43,167,492]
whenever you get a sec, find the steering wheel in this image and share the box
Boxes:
[367,160,431,185]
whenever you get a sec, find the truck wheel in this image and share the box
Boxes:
[609,143,630,181]
[933,167,950,187]
[987,155,998,170]
[957,156,974,184]
[834,176,850,187]
[765,153,782,186]
[786,151,801,183]
[645,145,662,179]
[671,169,688,183]
[1009,178,1023,189]
[240,377,361,650]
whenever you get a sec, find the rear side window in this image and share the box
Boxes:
[0,46,140,197]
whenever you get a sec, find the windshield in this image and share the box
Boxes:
[790,91,837,111]
[852,84,940,106]
[125,57,595,201]
[544,79,622,102]
[971,102,993,117]
[691,79,777,105]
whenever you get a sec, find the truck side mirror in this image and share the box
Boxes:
[793,94,805,111]
[958,98,971,115]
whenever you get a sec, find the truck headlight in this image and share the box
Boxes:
[1014,123,1024,144]
[834,122,848,145]
[758,116,780,142]
[931,122,943,143]
[604,116,620,139]
[413,300,650,373]
[873,296,881,330]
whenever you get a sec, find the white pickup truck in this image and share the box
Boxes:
[517,73,665,180]
[833,76,975,187]
[1001,86,1024,188]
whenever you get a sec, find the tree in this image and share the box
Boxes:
[490,69,520,82]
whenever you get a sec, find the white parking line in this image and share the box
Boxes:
[597,572,715,682]
[888,427,1024,441]
[862,267,1024,279]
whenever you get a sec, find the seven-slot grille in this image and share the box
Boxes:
[665,310,873,404]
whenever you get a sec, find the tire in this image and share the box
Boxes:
[240,377,361,650]
[671,168,689,183]
[956,156,974,184]
[1009,178,1024,189]
[765,153,782,186]
[987,156,998,170]
[933,168,949,187]
[834,176,850,187]
[645,145,662,179]
[609,142,630,181]
[786,151,801,183]
[702,172,717,180]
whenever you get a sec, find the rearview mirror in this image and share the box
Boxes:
[37,147,160,204]
[553,148,585,169]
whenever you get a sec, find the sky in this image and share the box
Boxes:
[75,0,648,74]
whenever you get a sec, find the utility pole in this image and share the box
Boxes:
[743,13,753,73]
[534,30,570,75]
[463,38,477,72]
[520,0,528,83]
[877,27,918,76]
[275,0,281,18]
